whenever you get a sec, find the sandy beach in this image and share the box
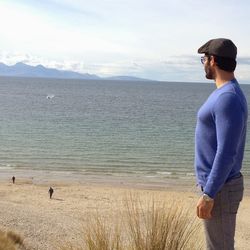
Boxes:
[0,176,250,250]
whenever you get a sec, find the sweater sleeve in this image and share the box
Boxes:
[204,92,245,198]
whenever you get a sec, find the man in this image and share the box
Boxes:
[48,187,54,199]
[195,38,248,250]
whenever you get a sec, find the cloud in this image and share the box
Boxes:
[1,51,250,82]
[2,1,250,82]
[238,57,250,65]
[162,55,200,67]
[0,52,32,65]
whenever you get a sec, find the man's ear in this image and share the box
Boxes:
[210,56,216,66]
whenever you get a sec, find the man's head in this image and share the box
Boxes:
[198,38,237,79]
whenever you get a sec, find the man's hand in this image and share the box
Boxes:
[196,196,214,219]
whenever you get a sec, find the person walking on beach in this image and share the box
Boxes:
[195,38,248,250]
[48,187,54,199]
[12,176,15,184]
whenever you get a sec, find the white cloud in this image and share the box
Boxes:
[1,50,250,82]
[1,1,250,81]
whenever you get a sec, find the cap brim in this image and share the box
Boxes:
[197,40,211,54]
[198,46,207,53]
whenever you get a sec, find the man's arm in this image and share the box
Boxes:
[203,92,245,198]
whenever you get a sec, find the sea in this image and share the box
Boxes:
[0,77,250,187]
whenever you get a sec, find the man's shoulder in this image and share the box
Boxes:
[213,90,247,116]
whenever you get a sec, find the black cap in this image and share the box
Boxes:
[198,38,237,59]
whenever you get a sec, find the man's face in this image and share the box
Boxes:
[204,56,215,80]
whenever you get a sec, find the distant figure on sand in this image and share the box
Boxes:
[48,187,54,199]
[12,176,15,184]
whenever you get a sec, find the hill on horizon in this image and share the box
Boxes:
[0,62,151,81]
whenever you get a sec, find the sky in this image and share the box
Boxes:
[1,0,250,82]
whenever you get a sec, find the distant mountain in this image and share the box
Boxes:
[0,62,100,80]
[0,62,150,81]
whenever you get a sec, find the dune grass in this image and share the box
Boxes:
[0,230,25,250]
[124,195,202,250]
[61,194,203,250]
[84,215,124,250]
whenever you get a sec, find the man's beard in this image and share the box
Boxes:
[205,64,215,80]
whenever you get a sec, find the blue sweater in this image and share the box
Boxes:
[195,79,248,198]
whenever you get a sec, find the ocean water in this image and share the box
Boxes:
[0,77,249,184]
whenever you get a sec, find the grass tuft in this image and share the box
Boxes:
[84,214,124,250]
[60,194,203,250]
[0,230,25,250]
[124,194,202,250]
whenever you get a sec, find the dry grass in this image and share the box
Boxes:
[60,194,203,250]
[124,194,202,250]
[84,215,124,250]
[0,230,25,250]
[59,243,81,250]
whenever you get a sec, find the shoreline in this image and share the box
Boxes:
[0,168,198,191]
[1,168,250,195]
